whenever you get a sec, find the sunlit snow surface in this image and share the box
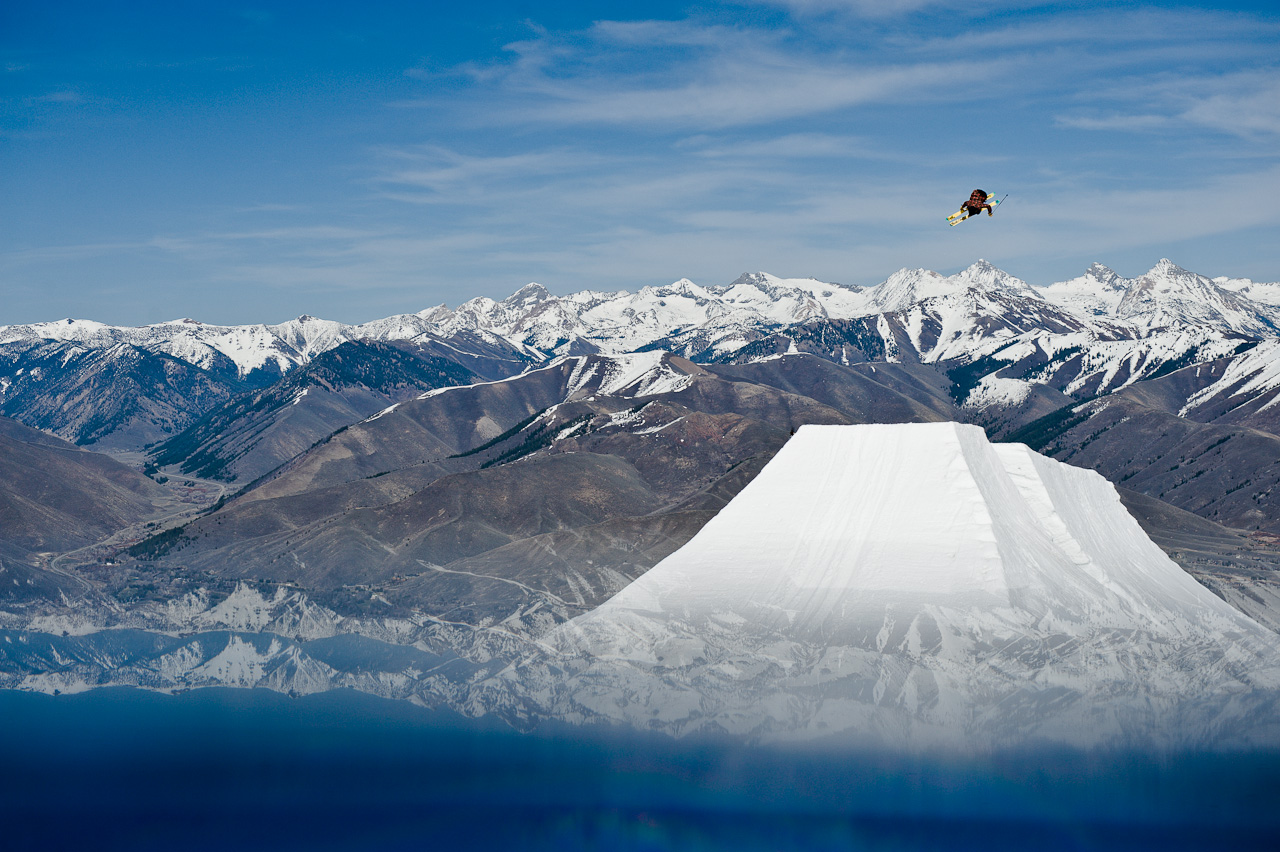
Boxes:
[519,423,1280,750]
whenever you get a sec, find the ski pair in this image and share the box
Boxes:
[947,193,1008,226]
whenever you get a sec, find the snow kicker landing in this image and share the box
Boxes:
[501,423,1280,750]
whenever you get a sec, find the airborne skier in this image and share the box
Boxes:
[947,190,1005,226]
[962,189,993,218]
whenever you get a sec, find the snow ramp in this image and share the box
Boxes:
[532,423,1280,749]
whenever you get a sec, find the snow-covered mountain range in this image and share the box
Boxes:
[6,257,1280,455]
[4,259,1276,379]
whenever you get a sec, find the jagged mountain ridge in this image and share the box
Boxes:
[5,257,1275,455]
[4,258,1275,377]
[0,338,248,449]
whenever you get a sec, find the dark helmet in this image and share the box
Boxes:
[971,189,987,197]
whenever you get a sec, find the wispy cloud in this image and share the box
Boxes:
[405,17,1010,131]
[1054,113,1172,132]
[747,0,968,18]
[368,145,608,202]
[1182,74,1280,137]
[1057,70,1280,139]
[407,7,1278,139]
[678,132,877,159]
[520,58,991,128]
[28,89,84,105]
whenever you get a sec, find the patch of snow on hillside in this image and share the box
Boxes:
[634,416,686,435]
[363,402,400,422]
[416,358,569,401]
[964,375,1035,409]
[592,353,693,397]
[1181,340,1280,416]
[601,405,650,430]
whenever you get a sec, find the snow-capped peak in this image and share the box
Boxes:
[5,258,1278,387]
[865,261,1033,314]
[1037,262,1130,318]
[865,267,950,313]
[502,283,553,308]
[1116,259,1280,335]
[951,259,1038,299]
[1216,275,1280,308]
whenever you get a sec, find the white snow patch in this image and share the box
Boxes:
[964,375,1036,409]
[1182,340,1280,416]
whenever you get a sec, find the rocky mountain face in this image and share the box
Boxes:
[3,258,1275,450]
[0,339,247,449]
[3,258,1280,736]
[0,319,536,453]
[148,340,480,484]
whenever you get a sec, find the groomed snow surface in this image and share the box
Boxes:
[526,423,1280,751]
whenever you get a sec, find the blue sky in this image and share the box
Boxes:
[3,1,1278,326]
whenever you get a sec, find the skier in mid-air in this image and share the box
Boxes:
[961,189,993,219]
[947,189,1005,226]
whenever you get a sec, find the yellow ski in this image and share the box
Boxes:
[948,193,1005,226]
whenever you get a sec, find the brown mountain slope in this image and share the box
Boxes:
[0,416,166,553]
[130,354,960,621]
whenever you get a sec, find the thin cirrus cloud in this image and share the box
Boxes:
[369,145,610,201]
[744,0,1067,19]
[410,8,1274,137]
[747,0,963,17]
[420,18,1006,130]
[1182,75,1280,137]
[678,132,884,160]
[519,59,989,128]
[1056,70,1280,139]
